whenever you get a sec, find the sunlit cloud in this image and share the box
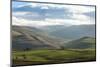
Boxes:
[12,1,95,26]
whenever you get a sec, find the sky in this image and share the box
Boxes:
[12,1,96,27]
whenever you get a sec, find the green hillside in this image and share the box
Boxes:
[12,25,96,66]
[64,37,96,49]
[12,25,62,50]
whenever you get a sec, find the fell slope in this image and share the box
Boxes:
[12,26,61,50]
[64,37,96,49]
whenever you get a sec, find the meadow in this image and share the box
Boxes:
[13,49,96,66]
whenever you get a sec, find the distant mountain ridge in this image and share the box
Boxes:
[39,25,69,33]
[43,24,95,40]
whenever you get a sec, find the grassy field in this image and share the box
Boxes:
[12,49,96,66]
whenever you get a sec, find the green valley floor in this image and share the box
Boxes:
[12,49,96,66]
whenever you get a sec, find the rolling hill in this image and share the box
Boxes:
[12,25,62,50]
[64,36,96,49]
[12,26,96,66]
[12,25,96,50]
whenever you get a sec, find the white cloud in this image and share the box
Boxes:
[45,18,94,25]
[67,5,95,13]
[12,14,95,27]
[40,6,49,9]
[12,1,95,26]
[13,12,41,19]
[15,1,95,14]
[63,19,94,25]
[29,3,38,7]
[12,17,25,26]
[12,16,64,27]
[72,14,90,21]
[13,12,28,16]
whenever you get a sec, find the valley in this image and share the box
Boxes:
[12,25,96,66]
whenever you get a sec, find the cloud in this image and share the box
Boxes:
[72,14,90,21]
[12,16,65,27]
[83,11,95,19]
[13,5,71,20]
[12,16,26,26]
[67,5,95,13]
[41,6,49,9]
[12,15,94,27]
[13,11,45,21]
[12,1,95,26]
[13,1,95,12]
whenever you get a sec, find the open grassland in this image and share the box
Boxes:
[12,49,96,66]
